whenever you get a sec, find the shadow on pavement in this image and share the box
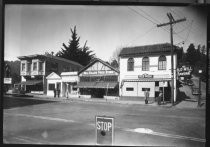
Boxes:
[3,96,56,109]
[173,89,192,106]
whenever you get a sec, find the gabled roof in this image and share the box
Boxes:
[78,58,119,75]
[46,72,61,80]
[119,43,179,57]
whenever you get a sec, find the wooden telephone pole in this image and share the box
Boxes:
[157,13,186,105]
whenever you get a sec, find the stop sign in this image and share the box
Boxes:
[95,116,114,145]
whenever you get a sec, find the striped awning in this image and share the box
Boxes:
[123,78,171,82]
[75,82,118,89]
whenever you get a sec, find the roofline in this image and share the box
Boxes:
[119,43,179,57]
[17,54,83,67]
[78,58,119,75]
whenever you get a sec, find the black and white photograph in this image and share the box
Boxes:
[3,1,207,146]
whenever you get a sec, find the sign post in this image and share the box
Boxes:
[96,116,114,145]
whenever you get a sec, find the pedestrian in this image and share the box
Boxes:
[144,89,149,104]
[54,88,56,98]
[158,89,163,105]
[57,88,60,98]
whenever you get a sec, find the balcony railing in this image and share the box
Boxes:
[21,70,45,76]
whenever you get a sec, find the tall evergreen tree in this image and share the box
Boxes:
[56,26,95,66]
[185,43,197,66]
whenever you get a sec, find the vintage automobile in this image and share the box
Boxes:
[186,79,194,86]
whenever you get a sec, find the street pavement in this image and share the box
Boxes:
[3,95,206,146]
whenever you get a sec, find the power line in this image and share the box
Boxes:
[127,6,186,45]
[127,6,158,25]
[125,26,156,46]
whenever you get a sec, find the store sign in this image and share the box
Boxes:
[96,116,114,145]
[84,70,115,75]
[138,74,153,78]
[177,65,193,77]
[159,81,168,87]
[4,78,12,84]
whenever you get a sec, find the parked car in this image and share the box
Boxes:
[186,79,194,86]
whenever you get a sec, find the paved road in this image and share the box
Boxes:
[3,96,206,146]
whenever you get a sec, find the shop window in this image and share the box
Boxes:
[127,58,134,71]
[72,87,77,91]
[158,55,166,70]
[126,87,134,91]
[142,57,149,71]
[142,88,150,91]
[48,84,55,90]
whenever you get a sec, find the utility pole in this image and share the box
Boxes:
[157,13,186,105]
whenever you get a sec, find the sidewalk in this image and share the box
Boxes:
[23,94,205,109]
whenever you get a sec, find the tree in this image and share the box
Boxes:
[56,26,95,66]
[110,59,119,69]
[185,43,197,66]
[109,46,123,69]
[4,60,21,84]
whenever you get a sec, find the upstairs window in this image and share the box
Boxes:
[33,62,37,71]
[142,57,149,71]
[39,62,44,71]
[27,63,31,72]
[158,55,166,70]
[127,58,134,71]
[22,63,26,71]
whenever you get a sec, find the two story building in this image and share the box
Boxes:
[17,53,83,94]
[119,43,178,102]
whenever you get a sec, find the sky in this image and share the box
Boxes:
[4,5,207,62]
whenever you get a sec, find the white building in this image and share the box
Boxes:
[119,43,178,102]
[46,72,79,97]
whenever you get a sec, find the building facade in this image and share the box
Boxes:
[119,43,178,102]
[75,58,119,98]
[18,53,83,94]
[46,72,79,97]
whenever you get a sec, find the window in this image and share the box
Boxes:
[142,57,149,71]
[33,62,37,71]
[142,88,150,91]
[39,62,44,71]
[127,58,134,71]
[48,84,55,90]
[126,87,134,91]
[27,63,31,72]
[22,63,25,71]
[158,55,166,70]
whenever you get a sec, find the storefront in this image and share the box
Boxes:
[46,72,79,97]
[121,74,171,101]
[119,43,178,102]
[75,58,119,99]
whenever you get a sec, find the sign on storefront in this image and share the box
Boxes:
[138,73,153,78]
[159,81,168,87]
[96,116,114,145]
[4,78,12,84]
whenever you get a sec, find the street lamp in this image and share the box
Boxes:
[197,70,202,107]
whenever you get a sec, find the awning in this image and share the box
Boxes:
[123,78,171,82]
[75,82,118,89]
[18,80,43,85]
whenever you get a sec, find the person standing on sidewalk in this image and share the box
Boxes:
[144,89,149,104]
[57,88,60,98]
[54,88,56,98]
[157,89,163,105]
